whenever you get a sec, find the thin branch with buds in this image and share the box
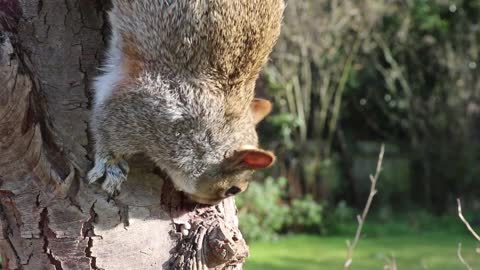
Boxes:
[343,144,385,270]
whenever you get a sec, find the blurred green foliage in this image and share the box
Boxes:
[236,177,325,241]
[339,0,480,212]
[255,0,480,217]
[236,177,290,241]
[286,196,324,233]
[236,173,475,240]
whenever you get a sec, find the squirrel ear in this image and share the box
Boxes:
[250,98,273,124]
[224,145,276,171]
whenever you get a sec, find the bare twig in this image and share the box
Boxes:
[343,144,385,270]
[457,243,473,270]
[456,199,479,270]
[384,254,398,270]
[457,199,480,241]
[421,260,430,270]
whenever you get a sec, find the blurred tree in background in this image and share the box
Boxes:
[245,0,480,234]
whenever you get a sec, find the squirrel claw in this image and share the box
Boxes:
[102,164,128,194]
[87,158,129,195]
[87,161,106,184]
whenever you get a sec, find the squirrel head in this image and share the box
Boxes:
[187,99,276,205]
[147,92,276,205]
[188,145,275,205]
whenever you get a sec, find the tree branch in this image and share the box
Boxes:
[456,198,479,270]
[343,144,385,269]
[457,199,480,241]
[457,243,473,270]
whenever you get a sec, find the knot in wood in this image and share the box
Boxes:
[204,222,249,268]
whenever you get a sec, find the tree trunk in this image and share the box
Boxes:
[0,1,248,269]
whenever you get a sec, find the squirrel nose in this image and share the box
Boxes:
[225,186,242,197]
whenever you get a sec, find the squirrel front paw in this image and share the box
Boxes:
[87,158,130,195]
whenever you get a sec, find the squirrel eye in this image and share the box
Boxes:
[225,186,242,197]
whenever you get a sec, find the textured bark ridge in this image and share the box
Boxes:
[0,1,248,269]
[162,181,248,270]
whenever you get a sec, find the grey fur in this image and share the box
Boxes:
[87,0,284,204]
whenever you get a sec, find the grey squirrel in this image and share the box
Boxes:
[87,0,284,205]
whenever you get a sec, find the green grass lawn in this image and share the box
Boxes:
[1,229,476,269]
[245,232,479,270]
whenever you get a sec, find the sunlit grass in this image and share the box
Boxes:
[245,232,479,270]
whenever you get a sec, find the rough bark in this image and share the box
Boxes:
[0,1,248,269]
